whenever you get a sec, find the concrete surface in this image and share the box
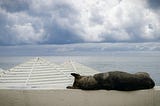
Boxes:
[0,87,160,106]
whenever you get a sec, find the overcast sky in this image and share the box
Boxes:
[0,0,160,55]
[0,0,160,45]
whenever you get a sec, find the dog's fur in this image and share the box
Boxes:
[67,71,155,91]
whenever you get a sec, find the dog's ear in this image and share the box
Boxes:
[71,73,80,79]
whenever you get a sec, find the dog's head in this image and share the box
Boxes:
[67,73,98,90]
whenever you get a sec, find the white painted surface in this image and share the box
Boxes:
[61,60,99,75]
[0,57,73,89]
[0,57,99,89]
[0,87,159,106]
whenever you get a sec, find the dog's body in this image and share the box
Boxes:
[67,71,155,91]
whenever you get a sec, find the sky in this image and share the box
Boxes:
[0,0,160,55]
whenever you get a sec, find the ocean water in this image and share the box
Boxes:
[0,51,160,85]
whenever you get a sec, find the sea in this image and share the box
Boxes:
[0,51,160,85]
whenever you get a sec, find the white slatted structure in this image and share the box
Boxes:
[61,60,99,75]
[0,57,74,89]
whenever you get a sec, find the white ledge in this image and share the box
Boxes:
[0,86,160,106]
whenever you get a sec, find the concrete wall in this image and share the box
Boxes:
[0,87,160,106]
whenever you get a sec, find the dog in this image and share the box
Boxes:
[67,71,155,91]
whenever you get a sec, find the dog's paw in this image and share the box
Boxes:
[66,86,73,89]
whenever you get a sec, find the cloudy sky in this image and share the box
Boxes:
[0,0,160,55]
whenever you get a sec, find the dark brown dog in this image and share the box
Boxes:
[67,71,155,91]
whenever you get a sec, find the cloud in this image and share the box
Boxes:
[147,0,160,9]
[10,23,44,44]
[0,7,44,45]
[73,0,160,42]
[0,0,160,45]
[0,0,29,13]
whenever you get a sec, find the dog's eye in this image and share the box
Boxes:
[75,83,79,86]
[74,82,80,87]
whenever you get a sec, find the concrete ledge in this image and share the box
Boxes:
[0,87,160,106]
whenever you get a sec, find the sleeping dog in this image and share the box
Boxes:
[67,71,155,91]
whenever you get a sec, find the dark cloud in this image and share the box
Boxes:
[0,0,29,13]
[43,23,83,44]
[147,0,160,9]
[38,2,82,44]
